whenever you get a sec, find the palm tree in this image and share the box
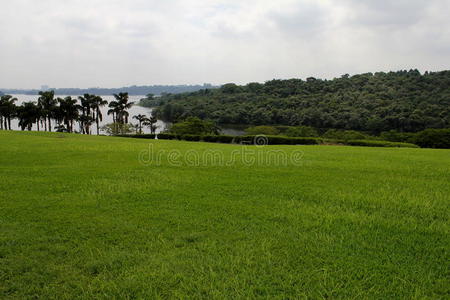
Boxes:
[143,114,159,134]
[17,102,39,131]
[58,96,80,133]
[133,114,148,134]
[38,91,57,132]
[78,94,95,134]
[91,96,108,135]
[0,95,18,130]
[78,115,94,135]
[113,93,134,124]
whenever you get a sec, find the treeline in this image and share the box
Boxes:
[0,92,156,134]
[0,84,216,96]
[150,70,450,133]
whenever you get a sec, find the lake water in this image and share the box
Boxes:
[9,95,169,134]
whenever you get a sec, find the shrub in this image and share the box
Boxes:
[245,125,280,135]
[202,135,219,143]
[414,129,450,149]
[180,134,202,141]
[157,133,177,140]
[234,135,321,145]
[323,129,368,141]
[346,140,419,148]
[216,135,235,143]
[285,126,319,138]
[122,134,156,139]
[168,117,219,135]
[380,130,417,143]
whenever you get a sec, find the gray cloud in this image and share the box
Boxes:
[0,0,449,89]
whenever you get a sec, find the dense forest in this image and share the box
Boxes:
[147,70,450,133]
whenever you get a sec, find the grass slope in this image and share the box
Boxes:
[0,131,449,299]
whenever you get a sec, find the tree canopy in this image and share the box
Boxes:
[150,70,450,133]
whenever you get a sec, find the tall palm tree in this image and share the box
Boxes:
[91,96,108,135]
[38,91,57,132]
[78,94,95,134]
[132,114,148,134]
[113,93,134,124]
[0,95,18,130]
[58,96,80,133]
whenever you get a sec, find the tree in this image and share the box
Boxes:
[91,96,108,135]
[133,114,148,134]
[0,95,18,130]
[58,96,80,133]
[143,114,158,134]
[78,115,94,135]
[168,117,219,135]
[78,94,95,134]
[112,93,134,124]
[38,91,57,132]
[17,102,40,131]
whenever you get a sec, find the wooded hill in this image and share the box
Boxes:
[148,70,450,133]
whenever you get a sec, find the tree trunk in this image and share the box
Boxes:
[96,112,100,135]
[48,118,52,132]
[8,117,12,130]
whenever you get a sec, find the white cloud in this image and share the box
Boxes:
[0,0,449,88]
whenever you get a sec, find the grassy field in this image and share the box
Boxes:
[0,131,449,299]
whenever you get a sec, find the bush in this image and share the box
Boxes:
[285,126,319,138]
[380,130,417,143]
[168,117,219,135]
[157,133,177,140]
[323,129,368,141]
[180,134,202,141]
[245,125,279,135]
[414,129,450,149]
[234,135,321,145]
[346,140,419,148]
[120,134,156,139]
[216,135,235,143]
[202,135,219,143]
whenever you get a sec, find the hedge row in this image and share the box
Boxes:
[117,133,420,148]
[117,134,156,139]
[346,140,419,148]
[233,135,321,145]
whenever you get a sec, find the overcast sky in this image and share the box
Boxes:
[1,0,449,89]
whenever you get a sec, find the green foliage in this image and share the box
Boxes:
[414,129,450,149]
[245,125,280,135]
[168,117,219,135]
[216,135,235,143]
[234,135,321,145]
[157,133,177,140]
[118,134,156,139]
[202,135,219,143]
[153,70,450,133]
[345,139,419,148]
[380,130,417,143]
[323,129,368,141]
[180,134,202,141]
[285,126,319,137]
[101,122,135,135]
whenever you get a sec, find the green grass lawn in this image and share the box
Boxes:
[0,131,449,299]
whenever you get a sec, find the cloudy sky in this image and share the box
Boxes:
[1,0,449,88]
